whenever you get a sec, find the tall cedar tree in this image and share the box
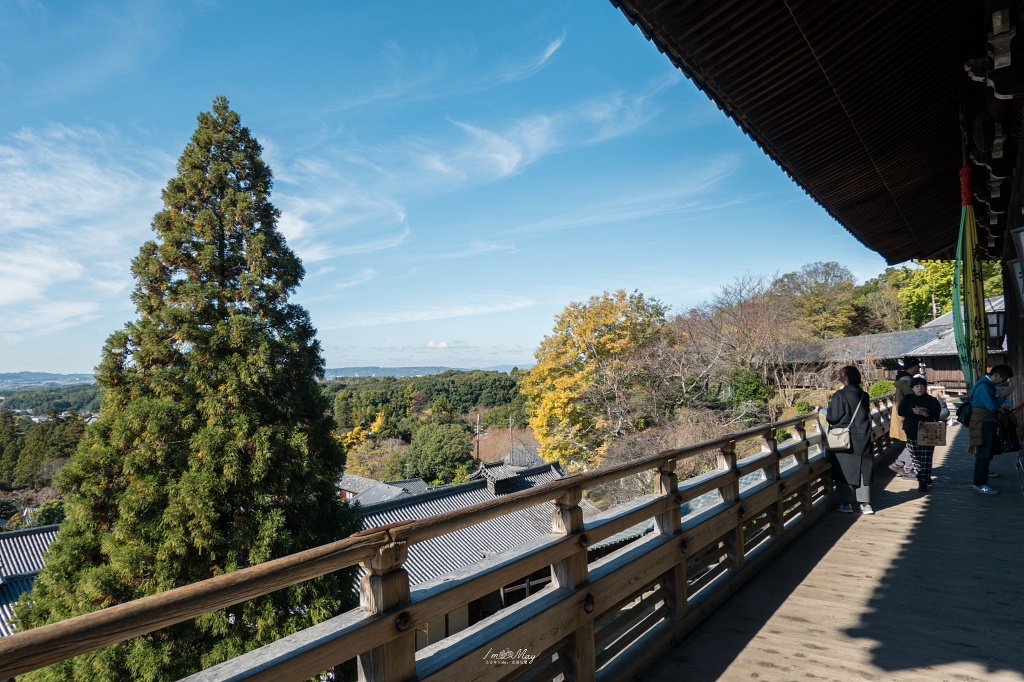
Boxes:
[14,97,360,681]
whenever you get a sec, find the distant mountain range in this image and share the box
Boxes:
[0,366,530,389]
[323,365,529,379]
[0,372,96,390]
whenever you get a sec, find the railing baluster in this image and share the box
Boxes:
[717,440,744,571]
[793,418,814,515]
[654,459,686,619]
[551,486,596,682]
[357,542,415,682]
[762,428,784,537]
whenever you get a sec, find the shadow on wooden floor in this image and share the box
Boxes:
[843,428,1024,677]
[640,427,1024,681]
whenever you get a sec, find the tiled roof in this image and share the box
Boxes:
[907,327,1007,358]
[922,296,1003,329]
[0,525,59,638]
[0,525,58,582]
[384,478,428,494]
[353,484,408,505]
[360,463,599,585]
[822,329,943,363]
[0,577,33,636]
[338,473,379,495]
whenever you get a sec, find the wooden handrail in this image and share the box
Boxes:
[0,394,895,680]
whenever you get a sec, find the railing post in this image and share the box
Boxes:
[814,413,835,502]
[654,459,686,619]
[551,487,596,682]
[793,418,813,515]
[762,428,784,537]
[717,440,744,571]
[357,542,415,682]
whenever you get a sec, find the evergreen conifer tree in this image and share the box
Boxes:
[15,97,360,681]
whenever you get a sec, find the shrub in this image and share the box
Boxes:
[794,400,813,415]
[869,379,895,398]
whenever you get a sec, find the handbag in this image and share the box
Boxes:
[825,394,862,450]
[998,418,1022,453]
[917,421,946,446]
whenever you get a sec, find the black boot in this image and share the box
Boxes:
[917,479,930,492]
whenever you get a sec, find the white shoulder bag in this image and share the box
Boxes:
[825,394,862,450]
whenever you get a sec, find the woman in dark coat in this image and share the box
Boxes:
[825,365,874,514]
[897,377,943,492]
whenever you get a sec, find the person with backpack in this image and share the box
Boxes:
[968,364,1014,495]
[897,377,943,492]
[826,365,875,514]
[888,357,921,480]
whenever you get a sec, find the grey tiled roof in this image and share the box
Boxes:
[821,328,943,362]
[360,463,599,585]
[353,482,408,505]
[907,327,1007,357]
[921,295,1002,329]
[0,525,59,638]
[0,525,58,582]
[385,478,428,494]
[0,577,33,636]
[338,473,380,495]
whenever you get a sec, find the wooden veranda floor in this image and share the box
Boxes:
[644,424,1024,682]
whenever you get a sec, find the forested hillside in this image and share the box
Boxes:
[326,369,529,485]
[0,384,102,414]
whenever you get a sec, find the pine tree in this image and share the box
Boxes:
[15,97,360,681]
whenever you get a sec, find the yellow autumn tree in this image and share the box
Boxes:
[521,290,667,472]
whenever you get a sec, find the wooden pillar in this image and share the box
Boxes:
[717,440,744,571]
[653,459,686,619]
[551,487,596,682]
[358,542,415,682]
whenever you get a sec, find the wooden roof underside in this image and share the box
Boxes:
[612,0,984,264]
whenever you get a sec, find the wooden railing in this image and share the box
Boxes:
[0,395,897,682]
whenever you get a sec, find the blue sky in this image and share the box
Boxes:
[0,1,889,374]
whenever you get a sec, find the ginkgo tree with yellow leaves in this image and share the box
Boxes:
[521,290,669,472]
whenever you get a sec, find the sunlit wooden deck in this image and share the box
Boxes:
[643,424,1024,682]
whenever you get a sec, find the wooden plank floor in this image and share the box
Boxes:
[643,425,1024,682]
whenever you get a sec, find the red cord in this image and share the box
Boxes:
[960,165,973,206]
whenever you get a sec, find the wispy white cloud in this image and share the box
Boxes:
[334,268,378,290]
[426,341,448,349]
[510,156,744,234]
[265,74,679,273]
[0,125,169,340]
[495,33,565,84]
[322,295,534,329]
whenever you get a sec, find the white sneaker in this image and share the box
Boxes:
[838,503,853,513]
[860,504,875,515]
[973,485,999,495]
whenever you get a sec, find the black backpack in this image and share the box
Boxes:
[956,400,972,427]
[956,384,975,427]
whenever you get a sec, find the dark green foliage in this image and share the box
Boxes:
[480,392,529,429]
[0,409,22,487]
[793,400,813,415]
[868,379,895,398]
[11,412,84,489]
[327,369,524,442]
[0,496,17,521]
[726,368,769,407]
[404,423,474,484]
[14,97,360,681]
[0,385,102,415]
[29,499,65,527]
[0,409,86,490]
